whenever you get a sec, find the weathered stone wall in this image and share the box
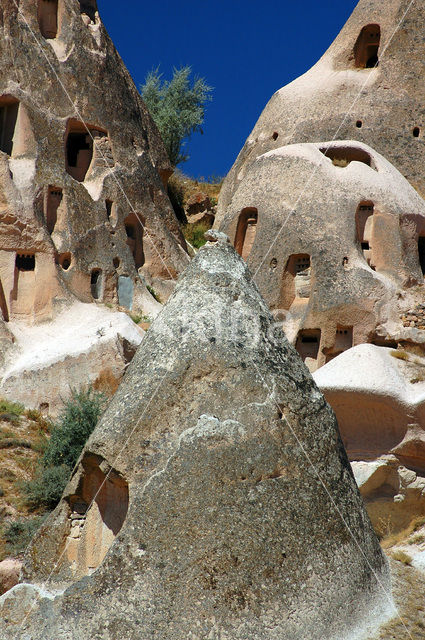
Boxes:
[0,0,189,324]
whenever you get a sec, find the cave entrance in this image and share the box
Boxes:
[46,186,63,234]
[234,208,258,260]
[354,24,381,69]
[90,269,102,300]
[38,0,58,39]
[67,455,129,577]
[418,237,425,276]
[356,201,375,268]
[0,98,19,156]
[124,213,145,269]
[79,0,97,22]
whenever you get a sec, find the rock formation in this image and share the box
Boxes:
[0,235,390,639]
[218,141,425,370]
[0,0,188,324]
[313,344,425,468]
[352,456,425,536]
[0,0,190,411]
[216,0,425,220]
[0,301,144,416]
[213,0,425,478]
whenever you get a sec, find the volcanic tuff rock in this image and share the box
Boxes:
[0,236,390,639]
[218,141,425,370]
[216,0,425,221]
[313,344,425,469]
[0,0,189,328]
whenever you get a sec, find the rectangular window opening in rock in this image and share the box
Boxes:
[234,208,258,260]
[280,253,311,309]
[0,99,19,156]
[46,187,63,234]
[295,329,321,362]
[38,0,58,39]
[124,213,145,269]
[354,24,380,69]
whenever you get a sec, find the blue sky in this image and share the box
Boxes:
[100,0,358,180]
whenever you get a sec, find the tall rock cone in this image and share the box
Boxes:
[0,233,391,640]
[216,0,425,225]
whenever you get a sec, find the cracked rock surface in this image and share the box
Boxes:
[1,239,390,639]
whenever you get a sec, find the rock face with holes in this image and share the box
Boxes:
[0,0,188,327]
[219,141,425,371]
[216,0,425,221]
[0,236,391,639]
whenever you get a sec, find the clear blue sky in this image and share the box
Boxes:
[99,0,358,180]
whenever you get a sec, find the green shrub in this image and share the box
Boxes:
[0,399,25,417]
[42,388,106,470]
[141,66,212,166]
[23,388,106,510]
[23,465,71,511]
[3,515,47,556]
[146,285,161,303]
[183,221,211,249]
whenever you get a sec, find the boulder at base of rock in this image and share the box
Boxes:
[1,235,391,640]
[0,559,21,595]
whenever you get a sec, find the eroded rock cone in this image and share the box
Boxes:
[1,235,391,639]
[216,0,425,221]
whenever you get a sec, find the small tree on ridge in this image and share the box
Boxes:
[141,65,212,166]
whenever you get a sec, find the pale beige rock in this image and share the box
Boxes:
[0,237,391,640]
[0,301,144,416]
[0,559,21,595]
[352,457,425,535]
[313,344,425,467]
[0,0,189,326]
[217,0,425,222]
[219,142,425,370]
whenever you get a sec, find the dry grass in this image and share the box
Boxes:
[378,559,425,639]
[0,411,51,560]
[390,349,409,361]
[93,368,121,397]
[376,516,425,549]
[170,169,223,206]
[390,549,412,565]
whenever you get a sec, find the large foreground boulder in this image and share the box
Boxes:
[0,234,391,639]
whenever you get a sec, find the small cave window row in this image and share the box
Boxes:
[16,253,35,271]
[354,24,381,69]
